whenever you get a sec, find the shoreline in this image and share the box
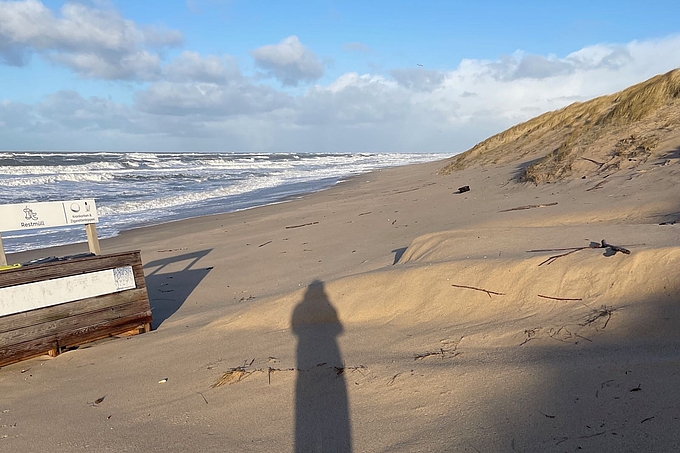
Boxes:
[3,156,448,256]
[7,158,447,263]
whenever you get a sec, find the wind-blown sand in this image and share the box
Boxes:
[2,72,680,452]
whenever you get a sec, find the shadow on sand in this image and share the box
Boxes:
[292,280,352,452]
[143,249,212,328]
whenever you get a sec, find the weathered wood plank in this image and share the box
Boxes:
[0,313,151,367]
[0,298,151,344]
[0,232,6,266]
[0,251,142,289]
[56,314,151,348]
[0,335,59,366]
[0,251,152,367]
[86,223,101,255]
[0,288,149,334]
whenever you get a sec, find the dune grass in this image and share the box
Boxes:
[440,69,680,182]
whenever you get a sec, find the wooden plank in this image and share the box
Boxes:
[0,288,149,334]
[0,335,59,366]
[86,223,101,255]
[0,297,151,344]
[0,313,151,367]
[0,251,142,289]
[56,313,151,348]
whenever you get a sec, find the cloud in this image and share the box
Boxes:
[165,51,241,84]
[0,0,182,79]
[251,35,324,86]
[35,90,142,132]
[390,68,446,92]
[486,45,635,81]
[134,80,293,117]
[3,32,680,153]
[297,73,412,125]
[0,99,36,129]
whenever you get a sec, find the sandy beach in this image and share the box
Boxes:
[2,73,680,452]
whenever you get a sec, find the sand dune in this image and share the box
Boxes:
[1,71,679,452]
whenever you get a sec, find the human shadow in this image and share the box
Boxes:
[291,280,352,452]
[143,249,212,328]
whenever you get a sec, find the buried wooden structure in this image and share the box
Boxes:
[0,251,152,367]
[0,199,152,368]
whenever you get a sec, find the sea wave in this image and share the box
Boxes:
[0,151,445,252]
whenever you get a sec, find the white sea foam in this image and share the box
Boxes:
[0,151,445,252]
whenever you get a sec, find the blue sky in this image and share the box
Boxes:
[1,0,679,153]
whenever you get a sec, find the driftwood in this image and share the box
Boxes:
[499,202,558,212]
[581,157,605,167]
[529,239,632,266]
[285,221,319,229]
[586,180,609,191]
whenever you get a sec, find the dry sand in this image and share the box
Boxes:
[1,144,679,452]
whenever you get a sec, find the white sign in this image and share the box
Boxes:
[0,266,135,317]
[0,199,98,233]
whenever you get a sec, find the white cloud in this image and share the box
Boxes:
[0,0,182,79]
[390,68,446,92]
[251,35,324,86]
[0,99,36,130]
[2,32,680,153]
[165,51,241,84]
[134,80,293,117]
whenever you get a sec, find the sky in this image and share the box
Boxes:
[1,0,679,154]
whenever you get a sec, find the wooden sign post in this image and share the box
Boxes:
[0,233,6,266]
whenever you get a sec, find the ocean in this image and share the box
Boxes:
[0,151,444,253]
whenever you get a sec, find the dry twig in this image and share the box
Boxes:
[547,326,592,343]
[414,348,460,361]
[586,180,609,191]
[285,221,319,229]
[451,284,505,298]
[387,372,402,386]
[538,294,583,301]
[581,305,616,330]
[581,157,605,167]
[520,328,540,346]
[530,239,632,266]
